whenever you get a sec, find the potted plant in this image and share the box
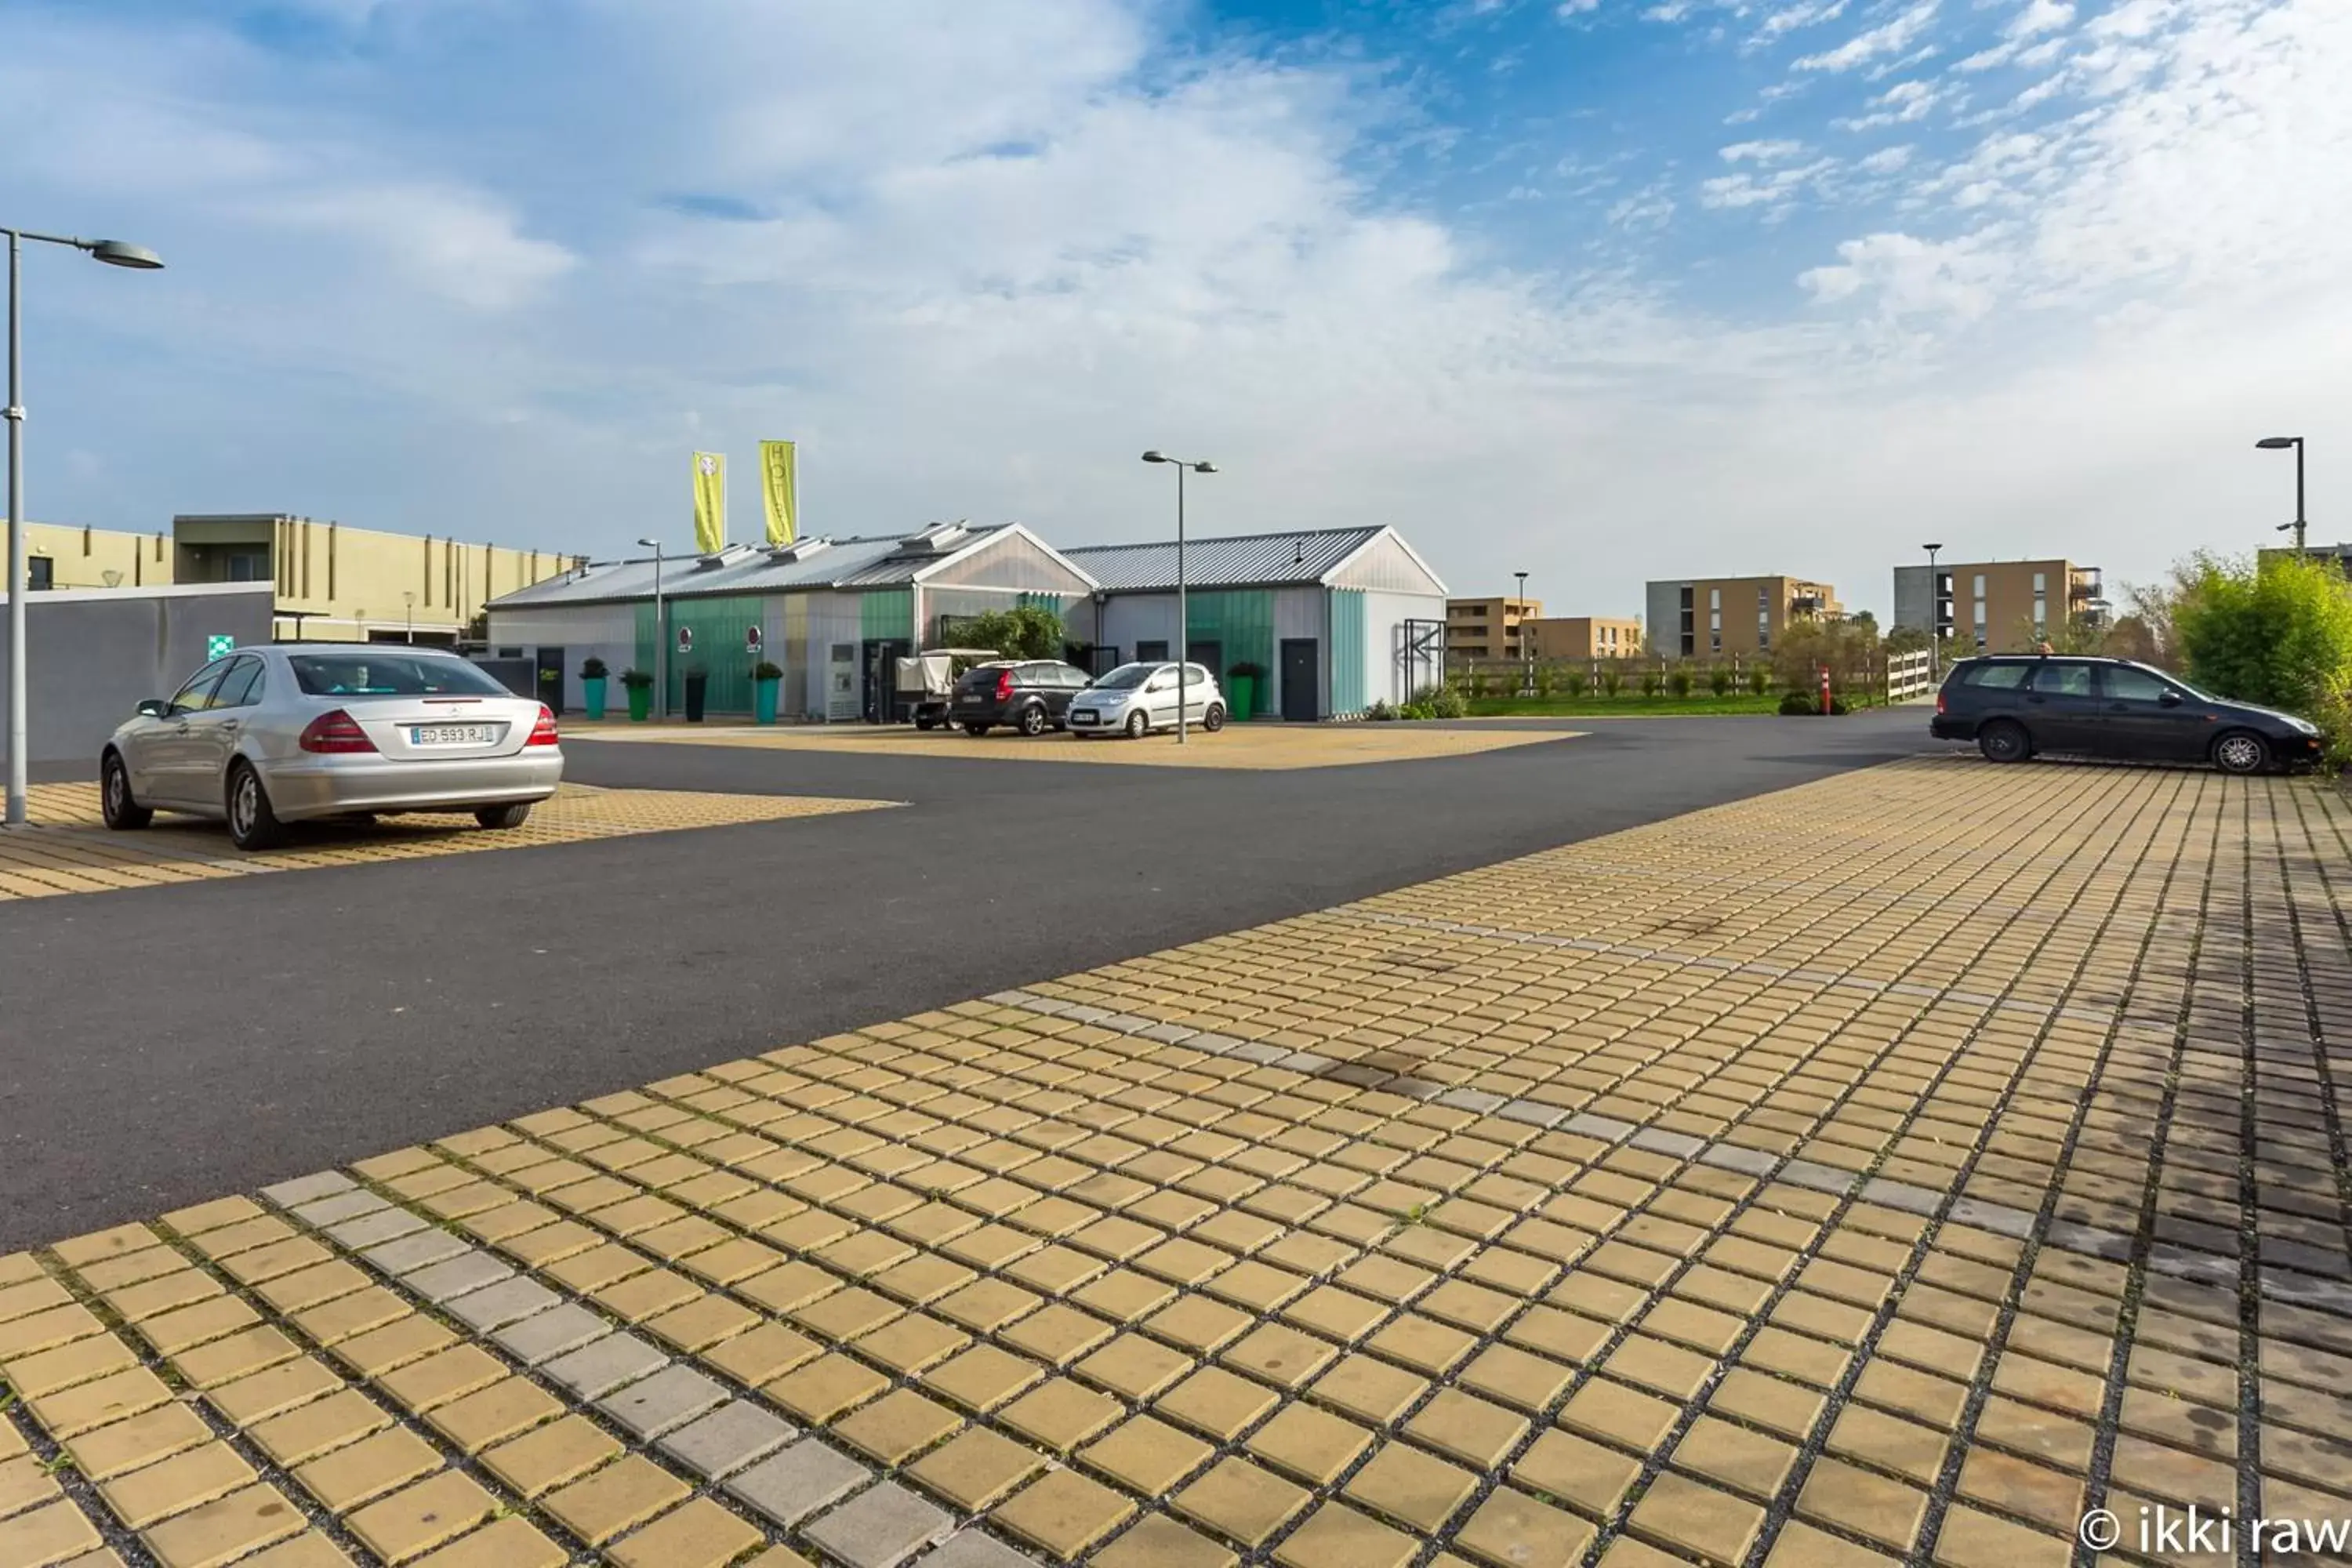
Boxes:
[619,667,655,722]
[753,659,783,724]
[682,664,710,724]
[1226,661,1265,720]
[579,656,609,720]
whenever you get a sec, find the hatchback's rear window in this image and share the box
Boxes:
[289,655,514,698]
[955,665,1011,690]
[1962,663,2031,689]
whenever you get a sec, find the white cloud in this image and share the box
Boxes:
[1750,0,1850,45]
[1857,143,1915,171]
[1720,138,1809,161]
[1795,1,1940,70]
[1831,78,1949,129]
[2006,0,2074,38]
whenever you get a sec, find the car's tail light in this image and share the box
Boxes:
[526,705,561,747]
[995,670,1014,702]
[297,709,377,754]
[1935,690,1947,715]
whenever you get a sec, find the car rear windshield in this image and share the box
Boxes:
[1960,663,2031,689]
[288,654,516,699]
[955,665,1011,690]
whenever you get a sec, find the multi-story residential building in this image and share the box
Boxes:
[1643,575,1842,659]
[15,514,579,643]
[1446,596,1539,659]
[2261,543,2352,578]
[1523,615,1642,659]
[1891,558,2104,654]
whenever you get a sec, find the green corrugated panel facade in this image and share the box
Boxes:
[1330,588,1367,717]
[637,594,766,713]
[1183,590,1275,717]
[861,588,913,643]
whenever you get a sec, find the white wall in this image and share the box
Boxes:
[804,593,864,720]
[1099,595,1180,664]
[484,601,637,712]
[1362,590,1450,706]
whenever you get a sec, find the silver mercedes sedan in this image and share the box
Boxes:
[100,644,564,851]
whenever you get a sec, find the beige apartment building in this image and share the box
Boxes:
[1524,615,1642,659]
[1891,557,2103,654]
[1446,596,1540,659]
[17,514,579,643]
[1644,575,1842,659]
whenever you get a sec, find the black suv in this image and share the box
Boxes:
[1931,655,2324,773]
[950,660,1091,736]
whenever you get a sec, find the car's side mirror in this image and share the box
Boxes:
[2158,690,2182,707]
[136,699,169,719]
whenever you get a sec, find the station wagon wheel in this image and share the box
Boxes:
[226,760,288,851]
[101,751,152,830]
[1019,704,1050,737]
[2212,731,2269,775]
[1976,720,2029,764]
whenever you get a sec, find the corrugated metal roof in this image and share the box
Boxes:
[1062,526,1385,591]
[487,526,1012,608]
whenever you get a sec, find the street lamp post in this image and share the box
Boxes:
[403,591,416,644]
[1921,542,1943,681]
[637,538,666,720]
[5,229,163,829]
[1141,452,1217,743]
[1513,570,1530,694]
[2256,437,2307,556]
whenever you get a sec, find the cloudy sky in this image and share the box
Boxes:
[2,0,2343,619]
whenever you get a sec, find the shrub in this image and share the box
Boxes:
[2168,551,2352,717]
[1778,689,1817,716]
[1748,666,1769,696]
[1229,661,1266,680]
[619,668,655,690]
[753,660,783,681]
[1710,667,1733,696]
[580,656,608,679]
[1534,665,1555,698]
[1366,699,1396,722]
[1561,670,1587,699]
[1602,669,1623,697]
[956,604,1065,660]
[1829,695,1850,716]
[1640,671,1664,697]
[1428,685,1468,720]
[1669,670,1693,698]
[1398,701,1436,720]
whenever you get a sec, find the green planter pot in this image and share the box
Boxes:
[754,677,780,724]
[582,676,608,720]
[1227,674,1257,719]
[626,685,652,722]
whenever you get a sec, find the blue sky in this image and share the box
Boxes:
[2,0,2343,620]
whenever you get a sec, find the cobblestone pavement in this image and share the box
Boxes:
[0,784,898,901]
[5,757,2350,1567]
[566,723,1577,770]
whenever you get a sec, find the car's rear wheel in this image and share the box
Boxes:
[2212,730,2270,775]
[226,761,287,851]
[964,723,989,736]
[1018,705,1050,737]
[1977,720,2030,764]
[101,751,152,830]
[915,715,936,731]
[475,804,532,830]
[1125,711,1149,739]
[1201,703,1227,733]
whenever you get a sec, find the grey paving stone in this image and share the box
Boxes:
[1138,1022,1197,1045]
[985,991,1039,1008]
[1697,1143,1780,1178]
[2261,1268,2352,1317]
[2147,1246,2238,1290]
[658,1400,797,1479]
[1859,1178,1944,1217]
[543,1333,668,1399]
[921,1531,1044,1568]
[1948,1198,2035,1240]
[1185,1033,1248,1056]
[1385,1076,1446,1102]
[807,1480,953,1568]
[359,1228,471,1276]
[1779,1160,1860,1196]
[403,1251,515,1302]
[1227,1041,1289,1065]
[2045,1221,2134,1261]
[1436,1088,1507,1115]
[597,1362,729,1439]
[1057,1005,1112,1025]
[325,1207,428,1250]
[1560,1112,1634,1142]
[445,1276,561,1332]
[1326,1063,1393,1088]
[1629,1127,1704,1160]
[1276,1052,1336,1074]
[725,1440,871,1527]
[290,1190,389,1228]
[492,1303,613,1366]
[261,1171,358,1207]
[1498,1099,1567,1129]
[1098,1014,1156,1034]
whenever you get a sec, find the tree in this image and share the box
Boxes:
[1883,625,1929,655]
[2008,612,2109,656]
[2165,551,2352,717]
[953,604,1064,660]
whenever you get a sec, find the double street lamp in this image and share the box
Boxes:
[1141,452,1216,743]
[5,228,165,829]
[2256,436,2307,556]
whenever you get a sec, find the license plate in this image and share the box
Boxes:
[1072,710,1097,724]
[958,695,983,706]
[410,723,501,746]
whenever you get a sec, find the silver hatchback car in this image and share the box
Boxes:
[1065,661,1228,738]
[100,644,564,850]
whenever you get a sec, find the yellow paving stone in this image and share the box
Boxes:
[294,1426,444,1512]
[139,1483,305,1568]
[249,1388,397,1467]
[1342,1441,1478,1534]
[1159,1365,1282,1442]
[1083,1414,1216,1496]
[289,1287,410,1348]
[101,1270,223,1324]
[1096,1514,1238,1568]
[74,1250,187,1294]
[1001,1377,1123,1452]
[1174,1455,1316,1548]
[26,1365,173,1437]
[0,1497,103,1568]
[605,1496,764,1568]
[543,1453,692,1546]
[211,1359,346,1428]
[908,1426,1047,1511]
[922,1344,1044,1412]
[589,1269,702,1323]
[140,1298,263,1358]
[644,1293,761,1354]
[1001,1304,1116,1367]
[993,1468,1136,1559]
[173,1326,303,1388]
[1406,1388,1530,1470]
[0,1454,62,1520]
[702,1321,823,1388]
[480,1415,622,1498]
[346,1471,499,1562]
[1631,1472,1766,1566]
[183,1214,292,1258]
[1274,1501,1421,1568]
[407,1517,568,1568]
[99,1442,258,1528]
[66,1401,215,1480]
[376,1345,507,1414]
[1305,1354,1428,1426]
[834,1387,964,1465]
[423,1377,564,1453]
[764,1352,889,1425]
[1763,1522,1901,1567]
[7,1334,137,1399]
[1796,1458,1928,1555]
[1454,1487,1599,1568]
[254,1263,369,1316]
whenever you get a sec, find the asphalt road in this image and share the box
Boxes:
[0,711,1926,1247]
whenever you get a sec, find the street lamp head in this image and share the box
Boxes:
[1141,451,1169,464]
[86,240,163,270]
[1192,461,1217,474]
[1922,542,1943,552]
[636,537,660,548]
[2256,437,2300,450]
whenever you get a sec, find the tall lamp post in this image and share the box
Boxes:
[1921,542,1943,680]
[637,538,666,720]
[1141,452,1217,743]
[1513,570,1530,694]
[2256,437,2307,556]
[5,228,163,829]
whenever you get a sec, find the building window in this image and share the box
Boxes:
[227,552,267,582]
[1973,573,1987,597]
[2032,572,2046,593]
[1973,596,1988,651]
[27,556,53,591]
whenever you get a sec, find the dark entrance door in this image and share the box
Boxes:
[534,647,565,716]
[1279,639,1319,722]
[862,639,913,723]
[1187,641,1222,682]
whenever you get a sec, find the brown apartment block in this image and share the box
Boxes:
[1643,575,1842,659]
[1524,615,1642,659]
[1892,558,2104,653]
[1446,596,1539,659]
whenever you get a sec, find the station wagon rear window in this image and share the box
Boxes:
[289,654,514,699]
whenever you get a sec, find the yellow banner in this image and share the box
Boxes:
[691,451,726,554]
[760,440,798,546]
